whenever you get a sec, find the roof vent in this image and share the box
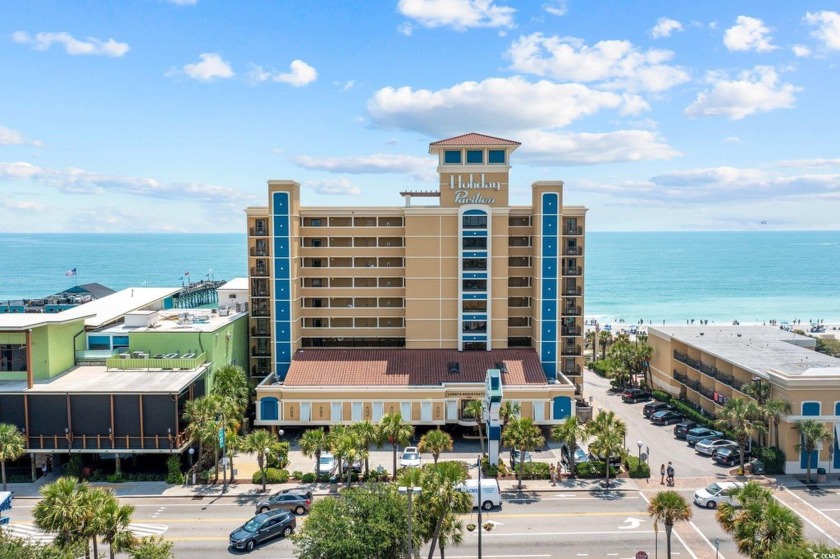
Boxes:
[495,362,508,373]
[448,362,460,375]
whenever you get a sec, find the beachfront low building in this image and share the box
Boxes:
[0,286,247,479]
[648,325,840,474]
[249,133,587,428]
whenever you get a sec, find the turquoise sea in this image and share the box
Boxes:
[1,231,838,324]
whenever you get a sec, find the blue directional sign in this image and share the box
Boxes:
[219,427,225,449]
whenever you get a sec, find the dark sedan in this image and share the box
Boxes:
[254,492,311,515]
[673,420,698,439]
[686,428,725,446]
[651,410,684,425]
[622,388,652,403]
[643,402,671,418]
[229,509,295,552]
[713,447,751,466]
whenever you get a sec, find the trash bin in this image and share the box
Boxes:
[749,459,765,475]
[329,476,338,493]
[817,467,827,483]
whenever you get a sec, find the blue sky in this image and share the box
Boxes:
[2,0,840,232]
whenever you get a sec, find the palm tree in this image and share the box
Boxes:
[764,398,792,448]
[129,535,174,559]
[212,364,250,420]
[435,512,464,559]
[742,380,772,446]
[586,410,627,488]
[463,399,485,455]
[351,420,378,478]
[499,400,521,430]
[415,461,472,559]
[647,490,692,558]
[715,397,765,473]
[33,476,90,552]
[551,416,587,477]
[795,419,833,483]
[418,429,453,464]
[377,412,414,478]
[182,395,218,473]
[333,429,365,487]
[502,416,545,490]
[584,329,597,362]
[598,330,614,360]
[0,423,25,491]
[100,495,137,559]
[717,481,803,559]
[243,429,275,492]
[82,487,116,559]
[299,428,331,479]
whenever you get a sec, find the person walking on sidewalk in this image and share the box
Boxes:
[666,462,675,486]
[549,463,557,486]
[660,464,665,485]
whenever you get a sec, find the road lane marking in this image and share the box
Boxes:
[618,517,646,530]
[689,520,726,559]
[774,491,840,547]
[639,490,698,559]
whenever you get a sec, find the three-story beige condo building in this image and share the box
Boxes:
[247,133,587,429]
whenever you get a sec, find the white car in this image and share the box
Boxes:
[695,438,737,456]
[317,452,336,475]
[694,481,744,509]
[400,447,422,468]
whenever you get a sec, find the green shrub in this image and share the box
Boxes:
[106,472,126,483]
[669,400,712,427]
[756,446,786,474]
[589,359,613,377]
[575,460,618,479]
[66,455,84,480]
[166,455,185,485]
[291,470,303,480]
[366,469,389,482]
[624,456,651,479]
[251,468,290,484]
[301,472,317,483]
[516,461,550,480]
[651,390,671,402]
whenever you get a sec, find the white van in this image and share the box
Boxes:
[693,481,744,509]
[457,479,502,511]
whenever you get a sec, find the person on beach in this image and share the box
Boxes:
[660,464,665,485]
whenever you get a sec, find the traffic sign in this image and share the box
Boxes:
[219,427,225,449]
[635,552,649,559]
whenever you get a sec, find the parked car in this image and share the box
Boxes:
[316,453,336,476]
[695,438,737,456]
[651,410,685,425]
[588,447,623,465]
[713,447,751,466]
[693,481,745,509]
[229,509,295,552]
[673,420,699,439]
[622,388,652,403]
[255,492,311,515]
[685,428,725,446]
[643,401,671,418]
[509,449,534,468]
[277,487,313,500]
[561,444,589,467]
[400,447,422,468]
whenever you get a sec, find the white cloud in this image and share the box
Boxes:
[2,200,45,211]
[651,17,683,39]
[515,129,680,165]
[12,31,129,57]
[507,33,690,92]
[804,11,840,51]
[543,1,567,17]
[294,154,434,180]
[792,44,811,57]
[723,16,776,53]
[333,80,355,91]
[180,53,234,81]
[367,76,639,136]
[249,60,317,87]
[302,178,362,196]
[776,158,840,168]
[724,136,743,143]
[0,125,42,146]
[0,161,252,204]
[684,66,800,120]
[397,0,515,31]
[166,0,198,5]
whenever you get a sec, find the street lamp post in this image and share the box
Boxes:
[398,486,421,558]
[637,440,643,463]
[477,454,483,559]
[216,412,227,494]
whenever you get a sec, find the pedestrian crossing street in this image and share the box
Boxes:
[2,522,168,545]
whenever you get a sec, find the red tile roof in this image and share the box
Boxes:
[429,133,521,147]
[284,349,546,387]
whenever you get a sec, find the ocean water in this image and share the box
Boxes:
[1,231,838,324]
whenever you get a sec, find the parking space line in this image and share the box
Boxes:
[638,491,699,559]
[688,520,725,559]
[775,489,840,546]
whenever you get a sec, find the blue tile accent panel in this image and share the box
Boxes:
[274,280,290,299]
[464,209,486,215]
[273,237,289,258]
[803,402,820,416]
[543,361,557,380]
[801,445,819,469]
[463,293,487,300]
[541,301,556,321]
[463,230,487,237]
[463,335,487,341]
[542,257,557,279]
[463,272,487,279]
[275,342,291,362]
[542,238,557,258]
[274,301,291,320]
[260,398,279,421]
[542,193,559,215]
[488,425,501,441]
[275,322,290,342]
[273,215,289,238]
[463,314,487,321]
[543,214,557,235]
[542,278,556,299]
[835,435,840,469]
[274,259,290,279]
[541,321,555,340]
[275,362,290,381]
[463,251,487,258]
[272,191,289,212]
[836,402,840,415]
[541,341,556,360]
[552,397,572,420]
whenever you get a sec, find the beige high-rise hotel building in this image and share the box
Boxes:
[247,133,587,430]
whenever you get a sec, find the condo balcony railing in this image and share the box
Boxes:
[563,246,582,256]
[250,247,269,257]
[562,266,583,276]
[565,225,583,235]
[561,345,582,356]
[249,226,268,237]
[562,305,582,316]
[105,352,206,371]
[251,327,270,337]
[562,364,582,376]
[673,350,728,380]
[562,326,582,336]
[673,370,688,384]
[26,430,189,452]
[563,286,582,296]
[251,346,271,357]
[250,266,268,277]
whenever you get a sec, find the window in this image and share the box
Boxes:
[300,402,311,422]
[444,150,462,164]
[488,150,505,164]
[312,219,321,226]
[466,150,483,164]
[352,402,363,421]
[401,402,412,420]
[463,300,487,312]
[331,402,343,422]
[421,402,433,422]
[462,215,488,229]
[0,344,26,372]
[463,258,487,271]
[463,237,487,249]
[373,402,384,421]
[463,321,487,332]
[533,402,545,422]
[463,280,487,292]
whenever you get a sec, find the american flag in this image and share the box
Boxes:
[65,268,77,277]
[184,271,190,276]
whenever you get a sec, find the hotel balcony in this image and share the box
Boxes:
[562,266,583,276]
[250,266,268,277]
[249,246,269,257]
[562,285,582,296]
[251,326,270,337]
[673,350,744,390]
[249,226,268,237]
[561,345,582,356]
[673,370,726,413]
[564,225,583,236]
[563,246,583,256]
[562,364,582,376]
[561,325,582,336]
[251,345,271,357]
[562,305,582,316]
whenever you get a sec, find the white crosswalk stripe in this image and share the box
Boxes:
[128,523,168,538]
[2,523,56,545]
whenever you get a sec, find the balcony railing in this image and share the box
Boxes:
[562,326,582,336]
[563,246,582,256]
[251,346,271,357]
[562,364,582,376]
[674,350,728,380]
[251,327,270,337]
[250,247,269,257]
[26,430,189,451]
[250,266,268,277]
[565,225,583,235]
[562,305,582,316]
[563,286,582,296]
[561,345,581,356]
[249,226,268,237]
[105,353,206,371]
[562,267,583,276]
